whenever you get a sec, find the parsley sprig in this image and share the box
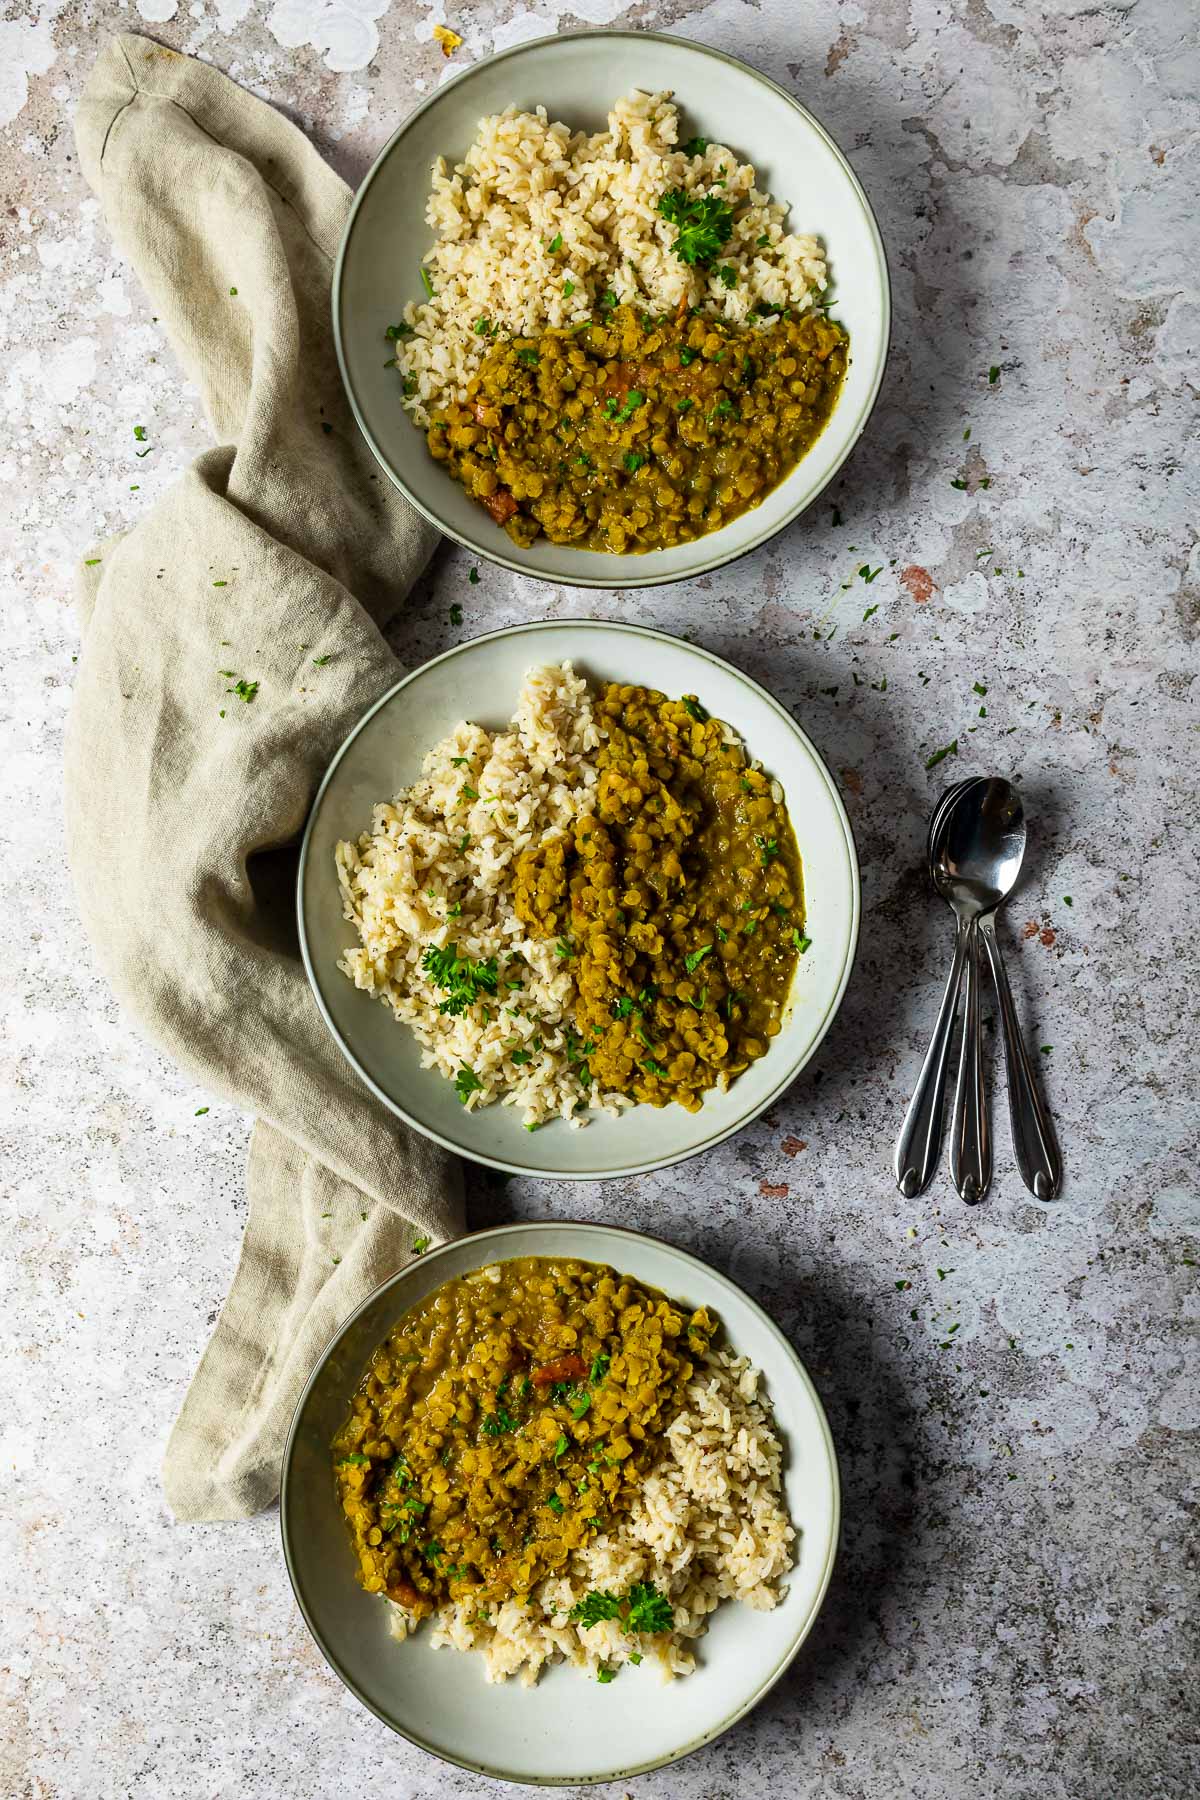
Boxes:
[656,189,735,267]
[422,942,499,1016]
[569,1580,675,1635]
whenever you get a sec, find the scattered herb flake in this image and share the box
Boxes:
[924,739,959,770]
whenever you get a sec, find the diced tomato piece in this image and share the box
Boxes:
[532,1353,587,1386]
[385,1578,422,1609]
[482,488,518,525]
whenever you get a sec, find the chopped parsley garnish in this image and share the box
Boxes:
[450,755,469,767]
[516,347,539,367]
[792,930,812,954]
[859,564,882,583]
[756,232,770,247]
[133,424,148,441]
[716,925,728,942]
[412,1235,431,1254]
[385,320,414,340]
[611,995,635,1018]
[684,944,713,974]
[715,264,737,289]
[642,1058,669,1078]
[680,136,709,157]
[510,1048,532,1066]
[461,784,479,801]
[555,938,576,960]
[756,835,779,864]
[449,602,463,625]
[656,188,735,267]
[553,1433,569,1464]
[453,1066,483,1104]
[589,1353,610,1383]
[419,265,435,297]
[337,1452,370,1468]
[481,1404,520,1438]
[473,316,492,335]
[548,232,563,253]
[596,1665,616,1683]
[625,1582,674,1635]
[422,942,499,1015]
[570,1590,622,1627]
[682,696,708,722]
[225,677,258,704]
[676,398,693,414]
[563,278,575,297]
[546,1493,565,1516]
[624,451,646,473]
[570,1392,592,1420]
[989,364,1000,383]
[678,345,697,366]
[599,288,618,313]
[973,680,988,696]
[571,1582,674,1636]
[605,389,644,424]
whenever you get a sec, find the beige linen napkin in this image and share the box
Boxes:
[66,35,464,1523]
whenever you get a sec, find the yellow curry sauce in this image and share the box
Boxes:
[427,303,847,551]
[332,1257,714,1615]
[513,683,806,1111]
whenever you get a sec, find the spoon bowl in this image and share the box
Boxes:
[931,778,1026,919]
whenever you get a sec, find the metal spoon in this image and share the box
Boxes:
[893,777,987,1197]
[939,777,1061,1203]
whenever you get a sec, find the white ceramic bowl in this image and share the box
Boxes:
[297,621,860,1179]
[333,29,890,587]
[281,1221,840,1785]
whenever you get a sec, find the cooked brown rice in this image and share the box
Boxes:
[393,90,830,427]
[335,662,631,1130]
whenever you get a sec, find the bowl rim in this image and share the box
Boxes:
[296,617,862,1180]
[331,26,893,589]
[279,1217,842,1786]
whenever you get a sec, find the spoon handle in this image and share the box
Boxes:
[894,914,971,1197]
[950,921,991,1204]
[979,915,1063,1200]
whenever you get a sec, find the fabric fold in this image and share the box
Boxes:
[66,34,462,1524]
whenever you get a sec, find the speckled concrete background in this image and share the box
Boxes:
[3,1,1198,1795]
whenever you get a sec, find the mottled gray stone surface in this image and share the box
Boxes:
[3,1,1198,1796]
